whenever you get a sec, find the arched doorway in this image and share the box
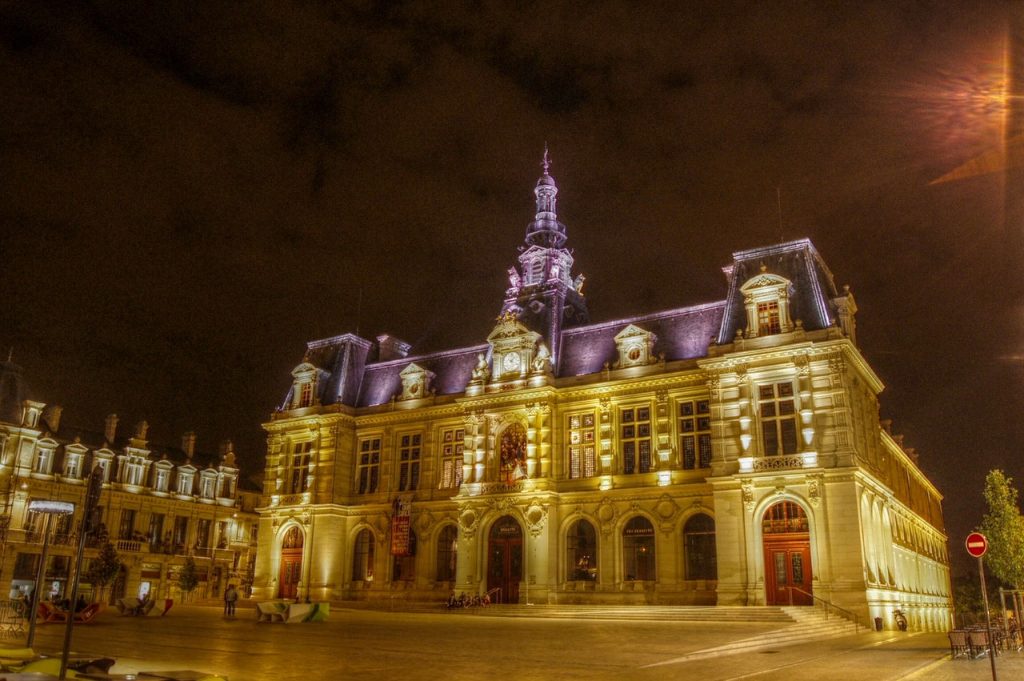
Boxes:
[278,526,303,600]
[762,501,812,605]
[487,516,523,603]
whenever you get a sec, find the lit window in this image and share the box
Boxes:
[759,383,799,456]
[567,519,597,581]
[398,433,421,492]
[289,441,313,494]
[683,514,717,580]
[567,412,596,479]
[298,382,313,408]
[757,301,781,335]
[352,528,375,580]
[499,424,528,483]
[622,516,655,581]
[439,427,464,489]
[620,406,652,474]
[679,400,712,469]
[436,525,458,582]
[64,453,81,479]
[356,437,381,494]
[32,447,52,475]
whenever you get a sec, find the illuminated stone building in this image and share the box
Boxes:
[0,361,259,605]
[254,155,952,631]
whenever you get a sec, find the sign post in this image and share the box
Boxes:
[965,532,997,681]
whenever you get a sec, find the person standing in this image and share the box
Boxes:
[224,584,238,616]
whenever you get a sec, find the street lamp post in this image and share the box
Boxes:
[25,499,75,648]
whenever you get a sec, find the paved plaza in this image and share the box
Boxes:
[17,605,1024,680]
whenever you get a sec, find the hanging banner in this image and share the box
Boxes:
[390,495,413,556]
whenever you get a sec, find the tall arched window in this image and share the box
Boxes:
[352,528,375,581]
[622,516,656,581]
[499,423,528,483]
[566,519,597,581]
[436,525,458,582]
[392,530,417,582]
[683,514,717,580]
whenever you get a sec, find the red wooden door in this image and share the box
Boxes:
[487,517,523,603]
[764,541,812,605]
[279,549,302,600]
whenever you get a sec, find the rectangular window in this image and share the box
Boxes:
[118,509,136,540]
[757,301,781,335]
[439,427,465,489]
[177,473,193,496]
[568,412,597,479]
[298,382,313,408]
[155,468,169,492]
[760,382,799,456]
[148,513,165,548]
[357,437,382,494]
[289,441,313,494]
[33,448,51,474]
[172,516,189,551]
[64,454,81,479]
[621,406,652,474]
[679,399,712,469]
[196,518,212,549]
[398,433,422,492]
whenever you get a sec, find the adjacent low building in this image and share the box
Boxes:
[252,155,951,631]
[0,362,259,605]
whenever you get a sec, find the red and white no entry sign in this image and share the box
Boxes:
[965,532,988,558]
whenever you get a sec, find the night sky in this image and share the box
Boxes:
[2,1,1021,575]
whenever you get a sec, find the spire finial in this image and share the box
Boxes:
[541,143,550,174]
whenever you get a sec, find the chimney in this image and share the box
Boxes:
[104,413,118,444]
[376,334,411,362]
[42,404,62,432]
[135,420,149,440]
[182,431,196,458]
[220,440,237,467]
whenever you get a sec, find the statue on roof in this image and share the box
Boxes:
[471,352,490,382]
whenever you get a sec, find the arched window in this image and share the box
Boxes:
[499,424,528,483]
[436,525,458,582]
[622,516,656,581]
[683,514,717,580]
[352,528,375,581]
[392,530,417,582]
[566,519,597,581]
[282,526,303,549]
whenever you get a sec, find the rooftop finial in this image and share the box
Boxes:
[541,143,550,174]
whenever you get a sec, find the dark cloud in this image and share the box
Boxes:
[1,0,1020,570]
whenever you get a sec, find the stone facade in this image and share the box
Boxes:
[253,156,951,631]
[0,373,259,605]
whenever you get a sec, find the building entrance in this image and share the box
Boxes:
[762,502,812,605]
[487,516,522,604]
[278,526,303,600]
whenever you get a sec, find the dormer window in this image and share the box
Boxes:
[614,324,656,368]
[33,442,56,475]
[177,470,195,496]
[153,462,172,492]
[399,363,435,401]
[200,472,217,500]
[740,270,793,338]
[290,362,320,409]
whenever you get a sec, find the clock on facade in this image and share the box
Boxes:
[502,351,521,373]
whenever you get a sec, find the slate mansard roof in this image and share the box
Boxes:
[279,238,848,411]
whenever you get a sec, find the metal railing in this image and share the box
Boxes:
[786,586,864,632]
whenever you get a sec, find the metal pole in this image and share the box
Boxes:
[979,556,998,681]
[1001,588,1009,639]
[59,505,93,678]
[25,514,53,648]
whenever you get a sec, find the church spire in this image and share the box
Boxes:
[525,145,567,248]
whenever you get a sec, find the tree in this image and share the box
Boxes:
[979,470,1024,589]
[178,556,199,602]
[84,541,123,602]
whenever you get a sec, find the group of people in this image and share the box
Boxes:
[446,591,491,608]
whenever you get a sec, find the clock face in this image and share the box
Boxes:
[503,352,521,373]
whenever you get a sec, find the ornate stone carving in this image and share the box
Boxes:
[753,455,804,472]
[807,476,822,507]
[597,498,618,533]
[741,479,755,511]
[655,494,679,520]
[599,397,612,415]
[525,503,548,537]
[458,509,479,539]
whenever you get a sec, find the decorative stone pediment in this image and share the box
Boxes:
[613,324,657,368]
[290,362,323,409]
[398,362,435,401]
[739,267,794,338]
[486,311,542,381]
